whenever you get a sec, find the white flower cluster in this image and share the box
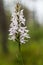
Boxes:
[9,6,30,44]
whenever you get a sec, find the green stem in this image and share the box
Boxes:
[19,42,21,53]
[18,42,24,65]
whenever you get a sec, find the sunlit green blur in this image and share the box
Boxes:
[0,0,43,65]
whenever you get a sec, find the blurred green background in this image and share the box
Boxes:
[0,0,43,65]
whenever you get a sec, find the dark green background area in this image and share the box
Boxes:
[0,1,43,65]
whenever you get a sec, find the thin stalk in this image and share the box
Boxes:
[18,41,24,65]
[16,3,24,65]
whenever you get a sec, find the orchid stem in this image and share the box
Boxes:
[18,42,24,65]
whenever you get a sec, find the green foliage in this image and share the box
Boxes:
[0,39,43,65]
[0,6,43,65]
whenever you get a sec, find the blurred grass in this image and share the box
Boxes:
[0,4,43,65]
[0,25,43,65]
[0,27,43,65]
[0,38,43,65]
[0,19,43,65]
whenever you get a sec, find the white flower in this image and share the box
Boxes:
[19,10,25,25]
[8,4,30,44]
[20,39,25,44]
[8,35,15,41]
